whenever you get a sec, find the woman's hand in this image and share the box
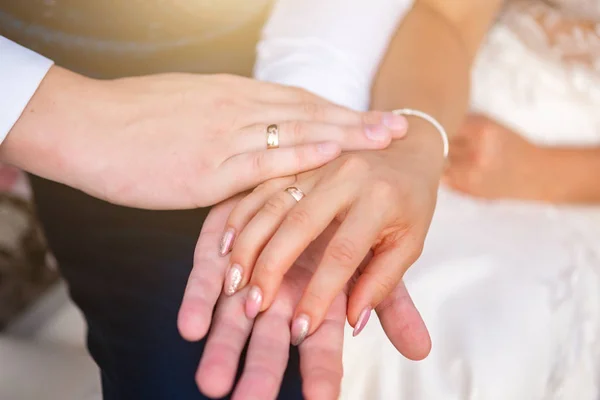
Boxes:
[219,120,443,344]
[178,199,430,400]
[2,66,408,209]
[444,114,554,201]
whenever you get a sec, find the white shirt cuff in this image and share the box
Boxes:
[254,0,413,111]
[0,36,54,145]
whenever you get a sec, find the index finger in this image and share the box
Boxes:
[177,196,243,341]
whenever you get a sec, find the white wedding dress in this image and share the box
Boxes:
[341,1,600,399]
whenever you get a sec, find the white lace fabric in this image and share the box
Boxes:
[503,0,600,70]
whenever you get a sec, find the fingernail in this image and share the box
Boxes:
[291,314,310,346]
[353,306,372,337]
[382,113,408,131]
[317,142,340,156]
[245,286,263,319]
[223,264,243,296]
[365,124,390,141]
[219,228,235,256]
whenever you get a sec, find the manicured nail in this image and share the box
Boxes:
[353,306,372,337]
[317,142,340,156]
[291,314,310,346]
[245,286,263,319]
[219,228,235,256]
[382,112,408,131]
[223,264,243,296]
[365,124,390,141]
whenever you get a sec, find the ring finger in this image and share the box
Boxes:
[223,178,318,304]
[241,178,356,318]
[231,119,401,156]
[219,176,296,256]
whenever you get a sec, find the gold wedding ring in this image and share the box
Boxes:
[285,187,305,202]
[266,124,279,149]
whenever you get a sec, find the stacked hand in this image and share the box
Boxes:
[178,197,431,400]
[3,67,407,209]
[179,119,445,399]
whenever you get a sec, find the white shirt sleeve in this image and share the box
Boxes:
[254,0,414,111]
[0,36,54,145]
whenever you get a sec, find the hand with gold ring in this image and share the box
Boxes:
[7,69,409,210]
[215,121,444,348]
[178,197,429,399]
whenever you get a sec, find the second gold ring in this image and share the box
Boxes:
[285,186,305,202]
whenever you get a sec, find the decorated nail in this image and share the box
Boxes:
[219,228,235,256]
[223,264,243,296]
[353,306,372,337]
[291,314,310,346]
[245,286,263,319]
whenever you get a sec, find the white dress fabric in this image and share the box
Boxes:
[341,1,600,399]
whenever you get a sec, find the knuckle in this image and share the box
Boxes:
[411,242,425,262]
[251,182,270,195]
[369,180,396,202]
[262,193,289,217]
[288,121,306,143]
[326,238,359,265]
[404,236,425,265]
[254,255,282,278]
[182,276,212,304]
[337,156,370,177]
[302,102,326,120]
[284,207,312,228]
[251,152,273,176]
[213,96,237,110]
[245,364,282,388]
[218,318,249,342]
[254,176,297,194]
[302,289,329,306]
[366,273,397,299]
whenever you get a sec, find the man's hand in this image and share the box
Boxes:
[1,66,408,209]
[178,199,431,400]
[220,119,444,343]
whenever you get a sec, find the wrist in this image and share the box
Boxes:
[0,66,116,189]
[388,116,446,174]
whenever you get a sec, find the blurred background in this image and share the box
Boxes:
[0,165,101,399]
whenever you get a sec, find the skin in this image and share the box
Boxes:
[178,197,429,400]
[179,0,506,398]
[445,114,600,204]
[218,0,504,341]
[0,66,408,209]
